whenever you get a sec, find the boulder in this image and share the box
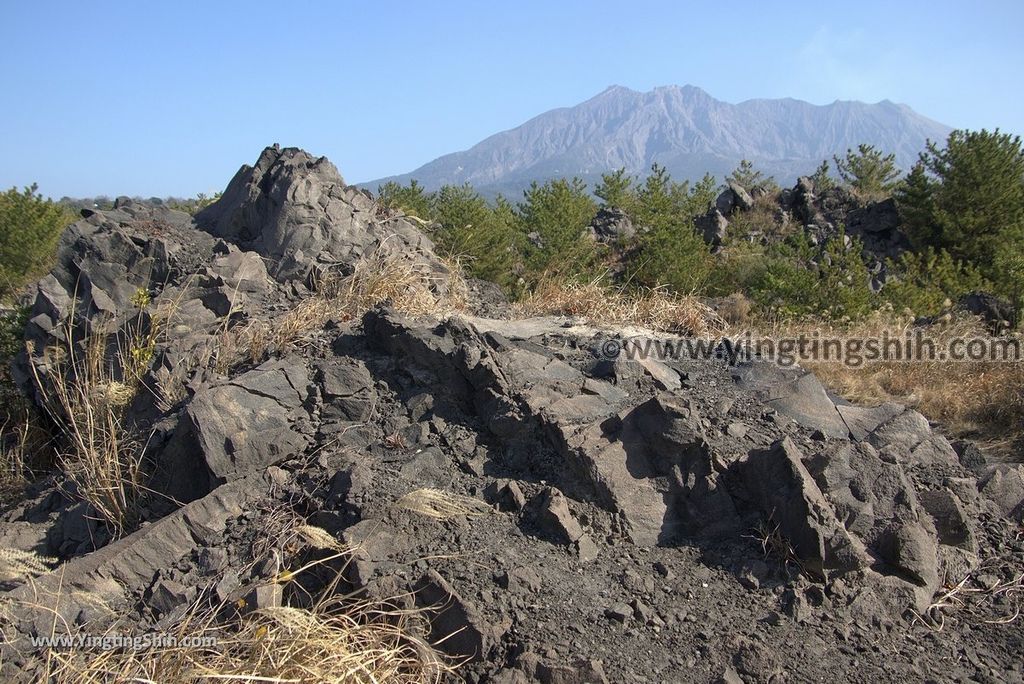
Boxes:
[979,465,1024,521]
[696,209,729,245]
[806,442,941,590]
[414,570,506,662]
[588,207,637,243]
[196,145,447,284]
[958,291,1016,331]
[163,359,312,497]
[846,198,900,234]
[739,438,869,578]
[733,363,849,438]
[533,487,585,544]
[316,358,377,425]
[716,181,754,217]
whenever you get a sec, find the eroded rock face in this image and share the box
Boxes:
[195,145,444,283]
[4,146,1023,683]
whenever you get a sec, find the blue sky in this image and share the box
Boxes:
[2,0,1022,198]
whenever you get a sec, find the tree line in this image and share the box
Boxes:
[378,128,1024,322]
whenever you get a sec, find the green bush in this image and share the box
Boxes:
[834,144,900,199]
[626,165,718,293]
[594,168,637,211]
[897,129,1024,298]
[809,160,835,192]
[704,242,769,296]
[431,185,523,291]
[748,231,874,320]
[629,218,713,293]
[0,305,29,360]
[0,185,75,300]
[728,159,777,194]
[881,248,990,316]
[167,192,222,216]
[377,180,434,220]
[518,177,597,278]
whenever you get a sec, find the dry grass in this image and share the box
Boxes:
[739,312,1024,455]
[0,420,34,502]
[27,297,164,535]
[744,517,803,575]
[33,526,451,684]
[394,489,491,520]
[516,276,726,336]
[0,548,56,582]
[42,597,447,684]
[912,564,1024,631]
[215,246,468,372]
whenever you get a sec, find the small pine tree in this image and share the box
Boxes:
[629,165,716,293]
[594,168,636,211]
[728,160,775,193]
[894,162,938,247]
[881,248,990,316]
[915,129,1024,268]
[431,185,522,290]
[376,180,434,220]
[810,160,835,192]
[833,144,900,199]
[517,177,597,277]
[0,185,75,299]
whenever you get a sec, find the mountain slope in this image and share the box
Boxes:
[366,85,952,195]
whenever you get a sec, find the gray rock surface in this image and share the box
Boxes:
[3,145,1019,684]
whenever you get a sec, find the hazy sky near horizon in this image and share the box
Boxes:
[2,0,1022,197]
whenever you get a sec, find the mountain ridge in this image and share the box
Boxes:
[364,84,953,196]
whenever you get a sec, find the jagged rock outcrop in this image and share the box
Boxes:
[776,176,909,262]
[588,206,638,243]
[716,181,754,217]
[195,145,445,283]
[697,208,730,245]
[3,146,1022,683]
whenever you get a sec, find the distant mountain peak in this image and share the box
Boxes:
[365,85,953,196]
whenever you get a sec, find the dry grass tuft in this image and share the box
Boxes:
[37,530,451,684]
[516,276,725,336]
[0,419,36,502]
[28,314,152,535]
[217,245,468,371]
[394,489,491,520]
[0,548,56,582]
[744,517,803,575]
[293,525,349,553]
[913,566,1024,631]
[42,594,449,684]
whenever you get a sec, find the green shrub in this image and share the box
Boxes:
[629,218,713,293]
[833,144,900,200]
[431,186,523,291]
[626,165,718,293]
[897,129,1024,295]
[167,192,222,216]
[881,248,991,316]
[728,159,777,194]
[0,305,29,360]
[0,185,74,299]
[704,242,769,297]
[518,177,597,278]
[809,160,835,192]
[594,168,637,211]
[377,180,434,220]
[748,231,874,320]
[817,233,875,319]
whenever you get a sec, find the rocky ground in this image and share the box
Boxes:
[0,145,1022,682]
